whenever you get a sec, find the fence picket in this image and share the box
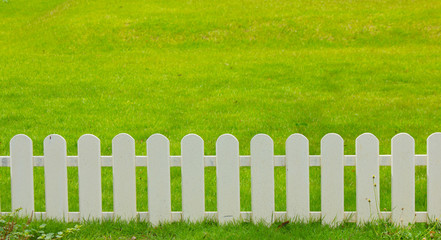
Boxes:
[112,133,136,221]
[286,134,309,220]
[321,133,344,226]
[181,134,205,222]
[147,134,171,225]
[251,134,274,224]
[78,134,102,220]
[427,133,441,220]
[44,134,68,220]
[10,134,34,217]
[216,134,240,224]
[356,133,380,224]
[391,133,415,226]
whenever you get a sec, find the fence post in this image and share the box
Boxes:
[112,133,136,221]
[391,133,415,226]
[286,134,309,221]
[216,134,240,224]
[251,134,274,224]
[356,133,380,224]
[321,133,344,226]
[181,134,205,222]
[10,134,34,217]
[78,134,102,220]
[44,134,68,221]
[147,134,171,225]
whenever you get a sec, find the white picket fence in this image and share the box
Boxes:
[1,132,441,226]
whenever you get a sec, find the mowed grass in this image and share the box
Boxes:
[11,218,441,239]
[1,0,441,238]
[5,217,441,240]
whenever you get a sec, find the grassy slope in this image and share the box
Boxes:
[1,0,441,238]
[1,0,440,155]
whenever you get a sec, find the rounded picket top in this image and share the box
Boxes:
[181,134,204,165]
[392,133,414,146]
[250,134,274,168]
[44,134,67,154]
[356,133,379,145]
[428,132,441,143]
[285,133,309,166]
[112,133,135,159]
[355,133,379,158]
[112,133,135,145]
[44,134,66,145]
[355,132,379,162]
[147,134,170,162]
[286,133,308,146]
[251,134,273,147]
[321,133,343,145]
[216,134,239,146]
[78,134,101,156]
[147,133,170,154]
[78,134,100,145]
[216,134,240,159]
[10,134,32,146]
[78,134,101,164]
[427,132,441,154]
[181,134,204,146]
[147,133,170,147]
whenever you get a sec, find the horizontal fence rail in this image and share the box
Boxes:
[0,155,431,167]
[1,133,441,226]
[2,211,430,223]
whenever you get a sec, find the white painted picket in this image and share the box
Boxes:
[112,133,137,221]
[44,134,68,221]
[181,134,205,222]
[356,133,380,224]
[428,133,441,221]
[321,133,344,226]
[10,134,34,217]
[147,134,171,225]
[251,134,275,224]
[78,134,102,220]
[2,132,441,227]
[286,134,309,221]
[391,133,415,226]
[216,134,240,224]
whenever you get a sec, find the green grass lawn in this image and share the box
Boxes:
[9,218,441,239]
[1,0,441,238]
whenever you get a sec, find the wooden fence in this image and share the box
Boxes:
[1,132,441,226]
